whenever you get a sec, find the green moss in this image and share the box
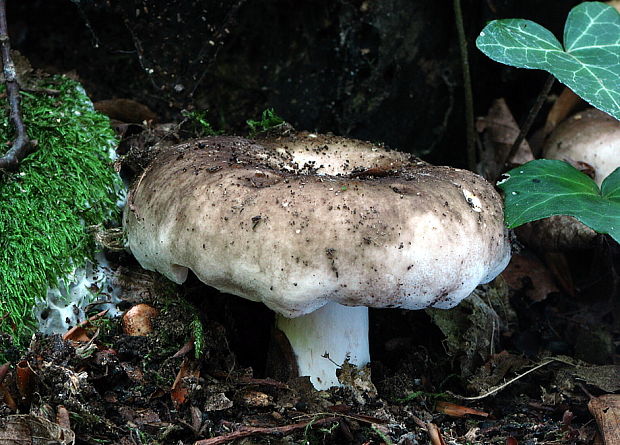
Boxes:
[0,75,121,358]
[190,316,205,359]
[246,108,285,136]
[181,109,222,137]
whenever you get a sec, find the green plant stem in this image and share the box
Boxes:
[506,73,555,165]
[453,0,476,171]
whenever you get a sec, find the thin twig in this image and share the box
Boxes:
[189,0,248,97]
[411,415,446,445]
[172,337,195,359]
[453,0,476,171]
[426,422,447,445]
[448,357,574,401]
[209,370,290,389]
[194,416,338,445]
[577,382,594,399]
[0,0,34,172]
[124,19,161,92]
[506,73,555,165]
[295,410,387,426]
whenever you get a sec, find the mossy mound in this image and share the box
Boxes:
[0,75,121,359]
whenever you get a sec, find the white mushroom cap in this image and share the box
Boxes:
[543,108,620,186]
[259,132,412,176]
[124,134,510,318]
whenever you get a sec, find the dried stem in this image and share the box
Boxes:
[412,415,447,445]
[194,416,338,445]
[448,357,574,401]
[0,0,34,172]
[506,73,555,165]
[453,0,476,171]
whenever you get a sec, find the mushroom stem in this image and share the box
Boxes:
[275,302,370,390]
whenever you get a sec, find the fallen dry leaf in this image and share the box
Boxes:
[63,309,109,342]
[56,405,71,430]
[426,422,447,445]
[467,351,530,396]
[171,357,200,408]
[0,383,16,412]
[435,401,488,418]
[542,88,581,137]
[476,98,534,181]
[515,215,598,252]
[529,87,581,153]
[543,252,576,298]
[94,98,158,123]
[501,253,559,302]
[0,363,14,412]
[237,389,272,408]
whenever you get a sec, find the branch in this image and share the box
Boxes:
[505,74,555,165]
[0,0,34,172]
[194,416,338,445]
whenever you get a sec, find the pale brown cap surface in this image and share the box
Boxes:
[124,134,511,317]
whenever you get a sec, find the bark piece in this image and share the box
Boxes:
[588,394,620,445]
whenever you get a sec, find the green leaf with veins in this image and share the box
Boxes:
[477,2,620,120]
[498,160,620,243]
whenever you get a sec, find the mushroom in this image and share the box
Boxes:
[122,303,159,336]
[515,109,620,251]
[543,108,620,186]
[123,133,511,389]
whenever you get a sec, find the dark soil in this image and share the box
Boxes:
[1,242,617,444]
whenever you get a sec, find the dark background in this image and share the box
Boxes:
[9,0,580,167]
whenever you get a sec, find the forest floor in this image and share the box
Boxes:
[0,110,618,445]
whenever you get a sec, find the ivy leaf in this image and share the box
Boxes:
[477,2,620,120]
[498,160,620,243]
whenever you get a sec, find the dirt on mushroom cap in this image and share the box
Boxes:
[124,134,511,317]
